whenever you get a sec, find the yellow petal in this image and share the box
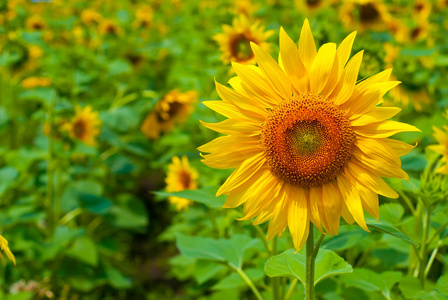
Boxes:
[332,50,364,105]
[382,138,417,156]
[353,148,408,180]
[309,186,324,233]
[251,42,292,99]
[321,182,342,236]
[355,68,393,94]
[267,185,291,240]
[217,152,265,196]
[309,43,337,94]
[279,27,307,93]
[336,31,357,78]
[354,120,421,138]
[337,174,369,232]
[232,62,282,107]
[356,138,402,168]
[358,185,379,221]
[350,107,401,127]
[298,18,317,71]
[200,118,261,136]
[287,186,309,251]
[198,135,259,153]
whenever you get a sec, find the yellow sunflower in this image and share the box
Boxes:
[199,19,419,251]
[385,18,408,43]
[165,156,199,211]
[0,235,15,265]
[141,90,197,140]
[80,9,103,26]
[295,0,329,13]
[409,21,431,43]
[214,15,273,65]
[340,0,390,31]
[25,15,46,31]
[98,19,122,36]
[63,105,102,146]
[133,5,153,28]
[413,0,431,21]
[429,125,448,174]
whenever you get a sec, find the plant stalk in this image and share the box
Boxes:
[305,224,315,300]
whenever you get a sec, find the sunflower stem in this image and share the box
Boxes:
[284,278,298,300]
[418,205,431,287]
[305,224,315,300]
[233,265,264,300]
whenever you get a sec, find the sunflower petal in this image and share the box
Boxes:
[354,120,421,138]
[288,186,309,251]
[332,50,364,105]
[279,27,307,93]
[309,43,337,94]
[298,19,317,71]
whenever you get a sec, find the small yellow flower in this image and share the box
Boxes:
[21,77,52,89]
[133,5,153,28]
[340,0,390,31]
[141,90,197,140]
[409,21,431,43]
[98,19,122,36]
[165,156,199,211]
[413,0,431,21]
[63,105,102,146]
[0,235,15,266]
[25,15,46,31]
[214,15,273,65]
[81,9,102,26]
[429,125,448,174]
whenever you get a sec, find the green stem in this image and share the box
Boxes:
[271,236,279,300]
[305,224,315,300]
[284,278,299,300]
[45,107,55,236]
[313,232,325,259]
[233,266,264,300]
[397,190,416,216]
[418,205,431,287]
[425,239,443,277]
[255,225,271,255]
[427,220,448,246]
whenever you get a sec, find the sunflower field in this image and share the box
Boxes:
[1,0,448,299]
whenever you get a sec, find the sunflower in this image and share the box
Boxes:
[63,105,102,146]
[80,9,102,26]
[141,90,197,140]
[295,0,329,13]
[385,18,408,43]
[133,5,153,28]
[98,19,122,36]
[409,21,431,43]
[165,156,199,211]
[199,19,419,251]
[214,15,273,65]
[340,0,390,31]
[0,234,15,265]
[413,0,431,21]
[25,15,46,31]
[429,125,448,174]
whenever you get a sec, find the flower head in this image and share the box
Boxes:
[21,77,51,89]
[340,0,390,31]
[25,15,46,31]
[63,105,102,146]
[214,15,273,65]
[165,156,199,211]
[429,125,448,174]
[0,235,15,265]
[199,19,419,251]
[141,90,197,140]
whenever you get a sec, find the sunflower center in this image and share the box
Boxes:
[261,93,356,188]
[179,170,192,189]
[306,0,321,7]
[231,34,254,61]
[73,120,86,139]
[359,3,380,23]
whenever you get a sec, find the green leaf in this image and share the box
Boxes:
[367,221,419,247]
[176,233,259,268]
[0,166,19,196]
[212,268,264,290]
[194,262,227,285]
[436,275,448,296]
[105,265,132,289]
[155,186,226,208]
[265,249,352,286]
[322,230,368,251]
[66,237,98,266]
[379,203,404,225]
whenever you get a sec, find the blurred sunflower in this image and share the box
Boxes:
[409,21,431,43]
[429,126,448,174]
[214,15,273,65]
[98,19,122,36]
[340,0,390,31]
[233,0,258,16]
[21,77,51,89]
[141,90,197,140]
[63,105,102,146]
[81,9,102,26]
[25,15,46,31]
[165,156,199,211]
[295,0,329,13]
[386,19,408,43]
[0,235,15,265]
[413,0,431,21]
[199,19,419,250]
[133,5,153,28]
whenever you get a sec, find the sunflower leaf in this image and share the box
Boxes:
[366,221,419,247]
[265,249,352,286]
[154,186,226,208]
